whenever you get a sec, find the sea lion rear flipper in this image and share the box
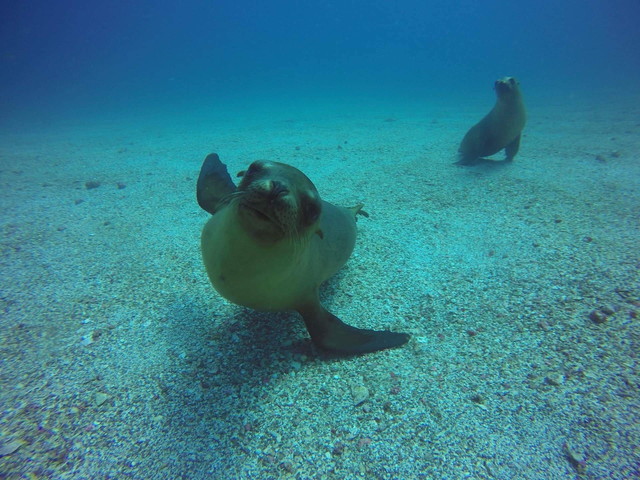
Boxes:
[504,135,521,161]
[197,153,237,214]
[298,301,410,354]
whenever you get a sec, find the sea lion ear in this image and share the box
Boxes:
[315,228,324,239]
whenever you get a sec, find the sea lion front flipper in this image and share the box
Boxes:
[504,134,521,161]
[455,156,483,166]
[197,153,237,215]
[298,301,410,354]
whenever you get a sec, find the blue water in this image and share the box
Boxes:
[1,2,640,479]
[1,0,639,124]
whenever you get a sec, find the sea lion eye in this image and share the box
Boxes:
[509,78,516,85]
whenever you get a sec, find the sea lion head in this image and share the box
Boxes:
[232,161,322,242]
[494,76,520,99]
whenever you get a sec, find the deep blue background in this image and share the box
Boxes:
[1,0,639,123]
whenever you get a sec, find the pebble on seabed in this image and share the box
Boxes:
[351,385,369,406]
[95,392,109,406]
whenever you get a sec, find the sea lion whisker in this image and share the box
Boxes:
[219,190,245,208]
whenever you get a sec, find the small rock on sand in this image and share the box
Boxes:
[95,392,109,406]
[0,439,24,456]
[351,385,369,406]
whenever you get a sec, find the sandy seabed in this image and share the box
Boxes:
[1,94,639,479]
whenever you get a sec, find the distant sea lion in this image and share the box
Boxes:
[196,153,410,354]
[457,76,526,165]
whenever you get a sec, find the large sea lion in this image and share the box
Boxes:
[196,153,410,354]
[456,76,526,165]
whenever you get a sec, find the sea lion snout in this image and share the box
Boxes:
[494,77,518,95]
[243,178,294,207]
[267,180,289,200]
[239,162,291,201]
[237,176,300,239]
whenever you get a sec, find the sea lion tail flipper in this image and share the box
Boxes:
[504,134,521,161]
[298,301,410,354]
[197,153,238,214]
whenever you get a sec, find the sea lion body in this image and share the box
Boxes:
[201,199,353,312]
[197,154,409,354]
[457,77,526,165]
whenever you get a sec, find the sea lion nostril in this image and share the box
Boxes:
[270,181,289,198]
